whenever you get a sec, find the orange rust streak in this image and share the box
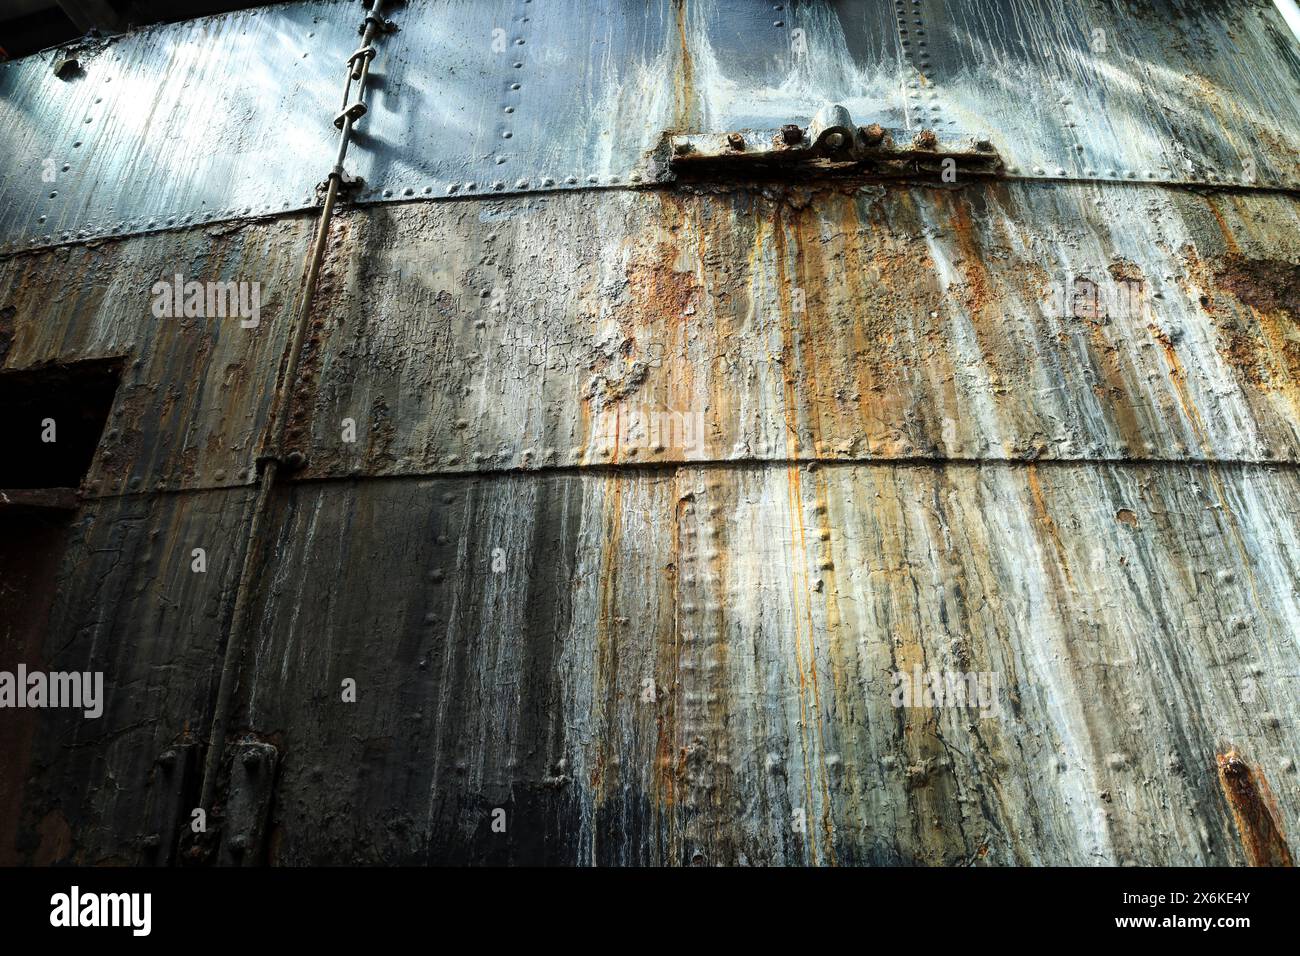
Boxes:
[591,474,625,808]
[1025,465,1074,590]
[790,204,829,457]
[1205,200,1243,257]
[783,461,819,864]
[1216,750,1294,866]
[774,209,836,864]
[771,210,803,460]
[1151,323,1211,453]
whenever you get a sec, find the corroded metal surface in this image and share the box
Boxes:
[0,215,314,495]
[194,464,1300,863]
[2,0,1298,252]
[2,489,253,864]
[291,184,1300,476]
[5,183,1298,492]
[0,0,1298,868]
[12,463,1296,865]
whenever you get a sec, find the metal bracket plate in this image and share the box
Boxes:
[668,110,1003,179]
[218,741,279,867]
[139,742,199,867]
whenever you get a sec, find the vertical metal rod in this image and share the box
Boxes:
[197,0,388,822]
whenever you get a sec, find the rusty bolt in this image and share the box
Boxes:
[726,132,745,150]
[974,137,994,152]
[156,750,177,769]
[823,131,847,150]
[285,450,307,471]
[672,141,693,157]
[861,123,886,147]
[913,129,938,150]
[242,750,262,770]
[780,124,803,145]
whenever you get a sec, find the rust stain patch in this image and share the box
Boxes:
[1187,247,1300,413]
[1216,750,1293,867]
[1212,256,1299,319]
[622,240,700,331]
[1107,258,1143,283]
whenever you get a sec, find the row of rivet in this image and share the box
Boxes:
[77,438,1300,497]
[898,0,951,133]
[4,169,1294,258]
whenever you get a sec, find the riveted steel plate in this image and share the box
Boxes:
[287,182,1300,478]
[1,0,1297,254]
[4,181,1298,495]
[243,461,1300,864]
[0,2,350,252]
[0,0,906,247]
[349,0,906,198]
[906,0,1300,189]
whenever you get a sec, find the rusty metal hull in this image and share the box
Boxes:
[235,461,1298,866]
[1,0,1298,867]
[3,182,1299,865]
[5,184,1300,492]
[6,459,1300,864]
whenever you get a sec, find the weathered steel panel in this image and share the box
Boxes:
[912,0,1300,189]
[0,215,314,495]
[226,463,1299,865]
[3,0,1297,252]
[0,1,347,251]
[3,183,1298,494]
[0,0,906,249]
[4,489,253,865]
[1,0,1297,869]
[359,0,904,197]
[293,183,1300,475]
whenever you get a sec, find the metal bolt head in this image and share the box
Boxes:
[824,131,846,150]
[780,124,803,145]
[726,132,745,150]
[860,123,886,146]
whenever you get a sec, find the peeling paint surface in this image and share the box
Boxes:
[7,183,1299,491]
[0,216,314,495]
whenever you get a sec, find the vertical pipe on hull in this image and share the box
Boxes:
[196,0,390,825]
